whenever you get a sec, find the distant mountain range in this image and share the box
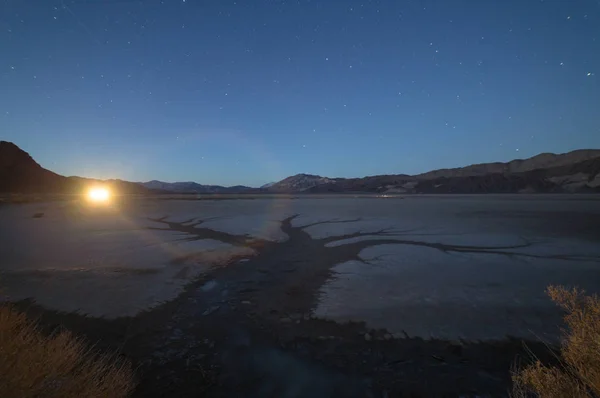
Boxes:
[139,180,257,194]
[267,150,600,194]
[1,140,599,194]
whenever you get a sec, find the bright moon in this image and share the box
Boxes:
[88,187,110,202]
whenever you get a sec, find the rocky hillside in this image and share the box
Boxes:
[260,182,277,189]
[415,150,600,179]
[267,174,344,192]
[413,156,600,194]
[269,150,600,194]
[0,141,153,194]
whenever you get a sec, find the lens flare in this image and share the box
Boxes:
[87,187,110,203]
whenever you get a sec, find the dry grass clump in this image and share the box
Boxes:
[0,305,135,398]
[512,285,600,398]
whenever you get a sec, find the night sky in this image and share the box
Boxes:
[1,0,599,186]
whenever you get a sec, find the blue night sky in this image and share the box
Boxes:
[1,0,599,187]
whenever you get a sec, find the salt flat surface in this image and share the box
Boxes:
[300,196,600,340]
[314,246,600,340]
[1,195,599,340]
[0,200,259,317]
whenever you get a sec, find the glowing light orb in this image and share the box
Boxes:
[87,187,110,203]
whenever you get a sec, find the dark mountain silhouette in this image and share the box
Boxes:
[0,141,69,193]
[0,141,152,194]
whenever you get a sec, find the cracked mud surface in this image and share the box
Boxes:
[4,196,600,397]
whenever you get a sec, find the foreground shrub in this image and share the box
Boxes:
[513,285,600,397]
[0,305,135,398]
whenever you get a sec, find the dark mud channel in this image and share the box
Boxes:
[13,215,566,397]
